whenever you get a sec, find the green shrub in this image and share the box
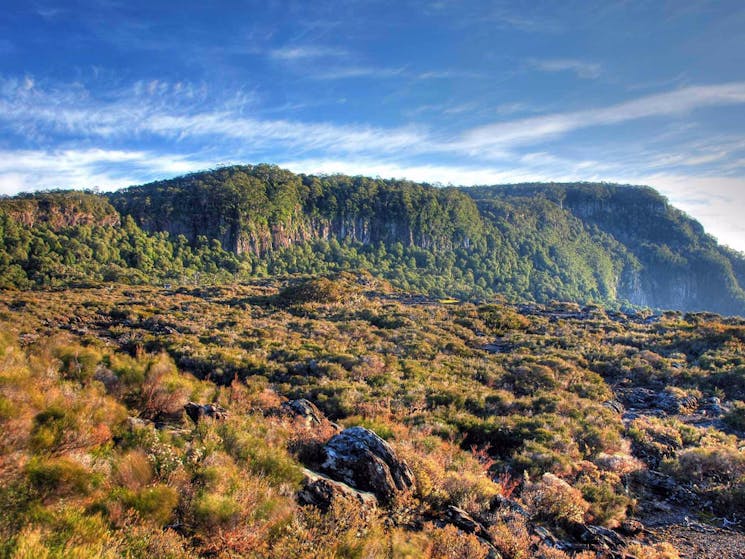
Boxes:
[192,492,241,529]
[26,456,92,498]
[723,401,745,431]
[121,485,179,526]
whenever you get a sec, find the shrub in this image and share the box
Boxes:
[121,485,179,526]
[723,401,745,431]
[521,473,590,525]
[666,445,745,484]
[489,514,532,559]
[428,523,490,559]
[116,450,153,490]
[192,492,242,530]
[55,344,103,383]
[26,456,92,498]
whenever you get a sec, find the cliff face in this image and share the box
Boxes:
[466,183,745,315]
[0,191,120,230]
[4,166,744,315]
[108,165,482,256]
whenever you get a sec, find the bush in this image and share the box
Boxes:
[121,485,179,526]
[192,492,241,530]
[521,473,590,525]
[723,401,745,431]
[26,456,92,498]
[666,446,745,484]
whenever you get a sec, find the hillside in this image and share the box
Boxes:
[1,275,744,557]
[1,164,744,315]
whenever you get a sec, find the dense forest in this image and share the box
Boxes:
[1,164,744,316]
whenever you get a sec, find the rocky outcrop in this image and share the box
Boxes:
[184,402,228,423]
[444,506,492,542]
[280,398,331,428]
[297,468,377,511]
[319,426,414,503]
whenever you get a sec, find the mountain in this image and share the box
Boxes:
[1,164,744,315]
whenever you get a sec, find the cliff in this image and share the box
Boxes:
[2,165,744,315]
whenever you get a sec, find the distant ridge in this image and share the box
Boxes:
[1,164,744,315]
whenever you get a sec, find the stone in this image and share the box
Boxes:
[444,505,492,542]
[579,524,626,551]
[603,399,625,414]
[618,518,645,536]
[281,398,330,428]
[320,426,414,503]
[297,468,377,511]
[184,402,227,423]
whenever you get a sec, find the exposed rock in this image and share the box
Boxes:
[618,518,645,536]
[603,399,625,414]
[578,524,627,551]
[320,426,414,503]
[93,366,120,394]
[701,396,725,417]
[444,505,492,542]
[656,389,698,414]
[618,387,657,409]
[297,468,377,511]
[184,402,228,423]
[640,470,677,496]
[280,398,336,429]
[489,494,531,518]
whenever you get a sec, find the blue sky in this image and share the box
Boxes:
[1,1,745,250]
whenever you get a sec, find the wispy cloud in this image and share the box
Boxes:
[459,82,745,154]
[528,58,602,79]
[0,148,213,194]
[0,76,430,156]
[310,65,407,80]
[269,45,347,60]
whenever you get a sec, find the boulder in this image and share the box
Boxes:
[700,396,724,416]
[184,402,227,423]
[618,518,645,536]
[320,426,414,503]
[578,524,626,551]
[489,494,531,518]
[281,398,336,429]
[656,390,698,414]
[603,399,625,414]
[444,505,492,542]
[298,468,377,511]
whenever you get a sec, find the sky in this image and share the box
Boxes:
[1,1,745,251]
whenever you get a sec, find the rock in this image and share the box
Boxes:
[444,505,492,542]
[618,387,657,409]
[619,518,645,536]
[184,402,228,423]
[656,390,698,414]
[534,525,560,547]
[603,399,625,414]
[569,523,626,552]
[281,398,333,428]
[297,468,377,511]
[640,470,677,496]
[489,494,531,518]
[93,366,120,394]
[320,426,414,503]
[701,396,724,416]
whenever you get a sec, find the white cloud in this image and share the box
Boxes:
[269,45,347,60]
[459,82,745,154]
[631,174,745,253]
[0,148,212,194]
[0,77,430,156]
[529,58,602,79]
